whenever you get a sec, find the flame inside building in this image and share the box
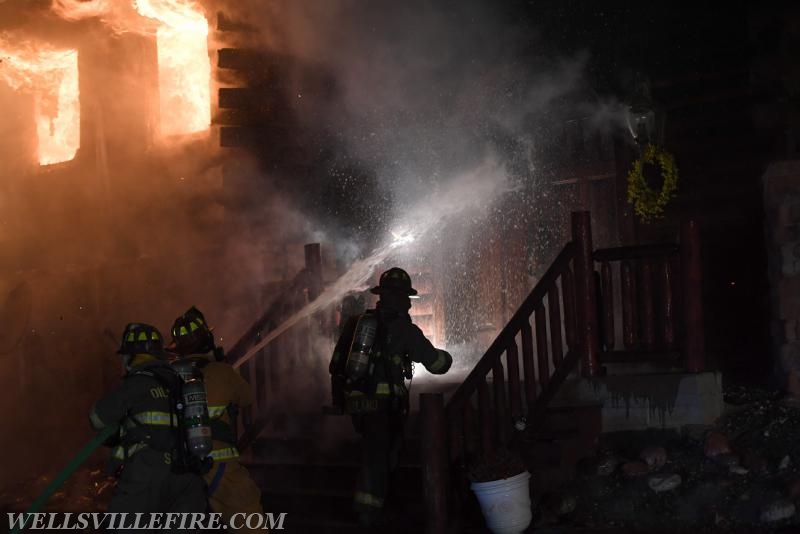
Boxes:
[0,0,211,167]
[0,42,80,165]
[133,0,211,136]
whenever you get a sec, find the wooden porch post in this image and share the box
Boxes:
[304,243,323,301]
[421,392,448,533]
[680,220,705,372]
[572,211,601,376]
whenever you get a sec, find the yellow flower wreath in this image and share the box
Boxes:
[626,144,678,222]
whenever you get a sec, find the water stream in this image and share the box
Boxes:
[232,158,511,369]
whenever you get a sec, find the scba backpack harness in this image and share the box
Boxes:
[129,364,214,475]
[330,310,413,415]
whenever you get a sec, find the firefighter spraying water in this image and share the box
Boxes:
[329,268,453,526]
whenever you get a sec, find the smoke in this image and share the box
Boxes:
[0,0,623,489]
[0,0,325,490]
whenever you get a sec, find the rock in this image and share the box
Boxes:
[761,500,796,523]
[596,454,620,476]
[640,446,667,471]
[729,465,749,475]
[648,473,682,492]
[780,455,792,470]
[704,431,732,458]
[621,461,650,478]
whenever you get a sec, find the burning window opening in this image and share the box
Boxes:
[0,42,80,166]
[49,0,212,139]
[133,0,211,137]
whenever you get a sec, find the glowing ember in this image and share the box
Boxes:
[0,40,80,165]
[133,0,210,136]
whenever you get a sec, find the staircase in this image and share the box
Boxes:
[227,211,705,533]
[242,414,426,533]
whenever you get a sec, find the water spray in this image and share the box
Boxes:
[232,158,510,370]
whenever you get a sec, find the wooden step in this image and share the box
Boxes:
[248,435,422,467]
[245,461,422,495]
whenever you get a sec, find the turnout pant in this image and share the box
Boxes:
[352,410,405,514]
[204,459,266,533]
[107,449,206,532]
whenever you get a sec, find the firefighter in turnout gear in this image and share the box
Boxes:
[330,267,453,526]
[169,307,266,534]
[89,323,206,529]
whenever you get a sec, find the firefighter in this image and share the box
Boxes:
[168,307,265,534]
[330,267,453,526]
[89,323,206,530]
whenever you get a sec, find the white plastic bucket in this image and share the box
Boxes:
[470,471,532,534]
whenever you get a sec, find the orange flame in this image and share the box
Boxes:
[50,0,211,138]
[0,40,80,165]
[133,0,210,137]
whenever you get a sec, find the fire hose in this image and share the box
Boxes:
[10,425,118,534]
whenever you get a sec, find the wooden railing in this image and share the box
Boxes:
[420,212,705,532]
[228,243,324,451]
[593,220,705,371]
[421,211,596,533]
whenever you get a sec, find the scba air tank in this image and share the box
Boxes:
[346,312,377,380]
[181,377,213,459]
[172,359,197,382]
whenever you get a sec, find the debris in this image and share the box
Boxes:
[648,473,682,492]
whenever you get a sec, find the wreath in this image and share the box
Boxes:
[626,144,678,222]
